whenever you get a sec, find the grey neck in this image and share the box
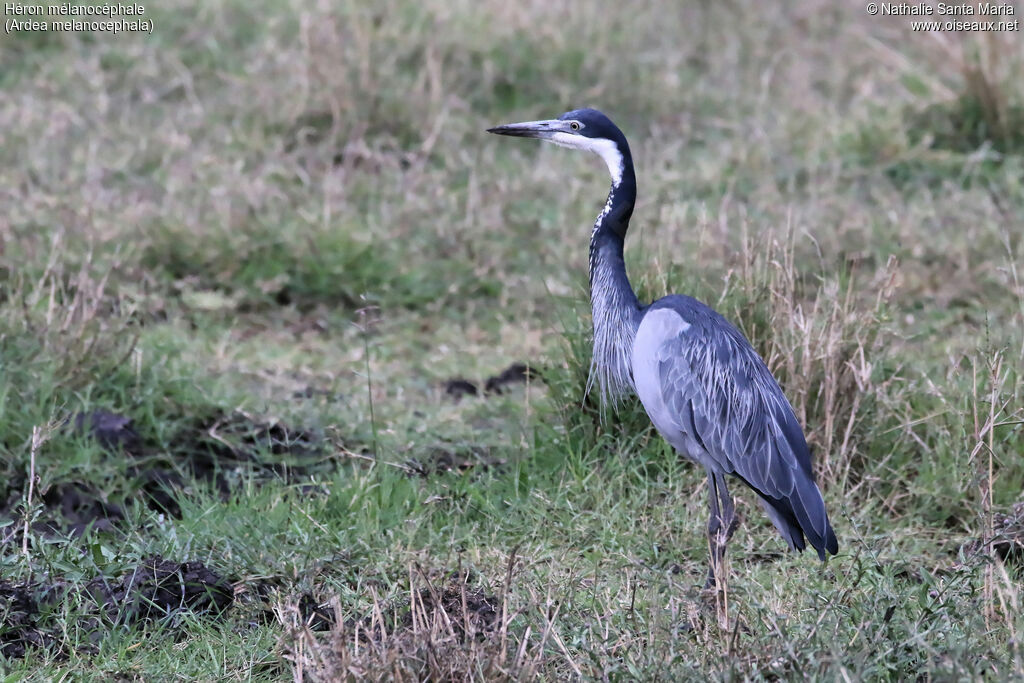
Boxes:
[587,172,642,407]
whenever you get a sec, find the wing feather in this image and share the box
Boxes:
[647,296,838,559]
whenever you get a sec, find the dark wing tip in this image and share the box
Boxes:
[810,516,839,560]
[825,525,839,555]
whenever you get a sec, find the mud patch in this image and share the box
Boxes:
[0,410,137,539]
[0,556,233,660]
[86,555,233,627]
[0,480,126,541]
[405,446,506,477]
[167,410,321,478]
[41,482,126,537]
[963,501,1024,567]
[400,580,499,640]
[367,571,498,640]
[291,570,502,640]
[72,410,141,453]
[0,580,51,659]
[444,378,478,400]
[444,361,542,401]
[284,571,505,680]
[299,592,337,632]
[1,410,327,536]
[139,410,324,516]
[484,362,538,394]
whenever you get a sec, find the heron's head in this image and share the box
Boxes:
[487,108,630,186]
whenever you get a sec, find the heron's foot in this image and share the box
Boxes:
[689,594,751,635]
[703,562,729,592]
[703,518,739,590]
[719,515,740,542]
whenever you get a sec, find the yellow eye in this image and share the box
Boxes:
[570,121,580,131]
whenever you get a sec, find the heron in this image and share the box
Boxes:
[488,108,838,586]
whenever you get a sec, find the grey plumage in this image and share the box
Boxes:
[636,296,838,560]
[588,214,642,405]
[488,108,838,583]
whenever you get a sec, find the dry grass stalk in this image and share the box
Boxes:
[281,561,545,682]
[717,230,900,490]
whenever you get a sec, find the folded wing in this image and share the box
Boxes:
[639,296,838,559]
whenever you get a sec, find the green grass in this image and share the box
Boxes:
[2,0,1023,680]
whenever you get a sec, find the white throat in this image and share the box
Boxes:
[549,133,623,186]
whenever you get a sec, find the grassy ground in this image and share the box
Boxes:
[2,0,1023,679]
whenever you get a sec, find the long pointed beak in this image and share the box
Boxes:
[486,119,567,139]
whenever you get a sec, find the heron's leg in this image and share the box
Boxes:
[716,474,738,543]
[705,471,739,589]
[704,471,722,588]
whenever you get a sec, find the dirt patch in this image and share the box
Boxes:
[962,502,1024,567]
[1,410,327,536]
[484,362,539,394]
[85,555,234,627]
[0,580,51,660]
[444,362,542,401]
[0,411,135,539]
[285,570,506,681]
[400,581,499,641]
[406,445,506,478]
[72,410,141,453]
[166,410,321,478]
[139,410,324,517]
[296,579,499,640]
[444,378,478,400]
[299,592,337,632]
[0,555,233,660]
[41,482,126,537]
[1,480,126,541]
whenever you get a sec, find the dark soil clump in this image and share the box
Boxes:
[137,410,325,518]
[444,378,479,399]
[72,410,141,453]
[963,502,1024,567]
[402,583,499,641]
[406,446,505,477]
[0,481,126,541]
[282,570,506,679]
[349,573,500,643]
[167,410,320,479]
[0,580,49,659]
[444,362,541,400]
[484,362,539,394]
[1,556,233,660]
[85,555,234,626]
[41,482,125,537]
[299,592,336,632]
[1,410,326,535]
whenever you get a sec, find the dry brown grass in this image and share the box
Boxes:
[281,555,582,682]
[2,235,137,392]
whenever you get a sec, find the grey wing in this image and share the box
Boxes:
[635,299,838,559]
